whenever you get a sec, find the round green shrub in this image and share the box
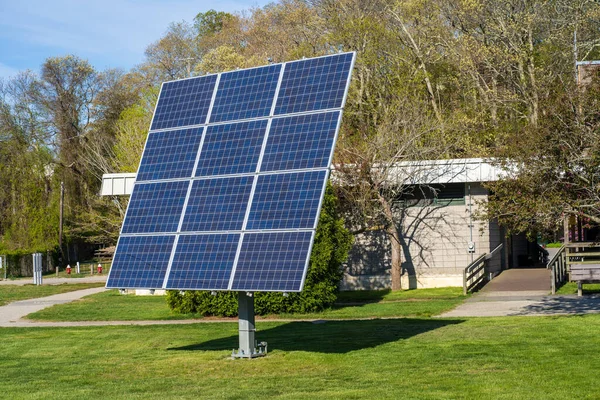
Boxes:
[166,183,353,316]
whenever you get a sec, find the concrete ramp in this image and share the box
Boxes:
[440,268,558,317]
[481,268,551,293]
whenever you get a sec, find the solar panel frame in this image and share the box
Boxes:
[107,52,356,292]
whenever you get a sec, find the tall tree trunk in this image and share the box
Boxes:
[379,193,403,290]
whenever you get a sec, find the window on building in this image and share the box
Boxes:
[395,183,466,207]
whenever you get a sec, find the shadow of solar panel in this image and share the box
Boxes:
[151,75,217,130]
[246,170,327,230]
[195,119,267,177]
[121,181,189,234]
[261,111,340,172]
[181,176,253,232]
[106,235,174,289]
[137,127,204,182]
[166,234,239,290]
[209,64,281,123]
[231,231,313,291]
[274,53,353,115]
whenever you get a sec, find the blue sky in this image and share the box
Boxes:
[0,0,272,79]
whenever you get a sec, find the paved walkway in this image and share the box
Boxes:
[0,275,107,286]
[4,267,600,326]
[0,287,108,326]
[440,268,600,317]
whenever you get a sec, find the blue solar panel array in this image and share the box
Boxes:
[107,52,355,292]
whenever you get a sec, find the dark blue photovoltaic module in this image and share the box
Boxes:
[181,176,253,232]
[106,235,174,289]
[274,52,353,115]
[260,111,340,172]
[165,234,240,290]
[151,74,217,130]
[121,181,189,234]
[195,119,267,177]
[137,127,204,182]
[246,170,327,230]
[209,64,281,123]
[231,231,314,292]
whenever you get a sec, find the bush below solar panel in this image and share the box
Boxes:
[107,52,355,292]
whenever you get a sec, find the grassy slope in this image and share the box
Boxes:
[25,288,467,321]
[2,315,600,399]
[0,283,105,306]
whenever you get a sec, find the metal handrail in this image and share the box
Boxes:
[463,243,504,295]
[548,245,566,294]
[485,243,504,260]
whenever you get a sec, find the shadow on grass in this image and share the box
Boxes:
[334,289,389,305]
[514,296,600,316]
[168,318,464,354]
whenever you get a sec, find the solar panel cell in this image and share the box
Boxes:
[106,235,174,289]
[274,53,353,115]
[210,65,281,123]
[231,231,313,291]
[195,119,267,177]
[166,234,239,290]
[121,181,189,234]
[261,111,340,172]
[137,127,204,182]
[246,170,327,230]
[181,176,253,232]
[151,75,217,130]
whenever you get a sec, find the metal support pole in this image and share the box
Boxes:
[32,253,42,285]
[0,255,6,280]
[232,292,267,359]
[59,182,64,268]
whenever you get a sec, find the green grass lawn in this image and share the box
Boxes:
[2,315,600,399]
[25,288,467,322]
[555,282,600,295]
[0,283,105,306]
